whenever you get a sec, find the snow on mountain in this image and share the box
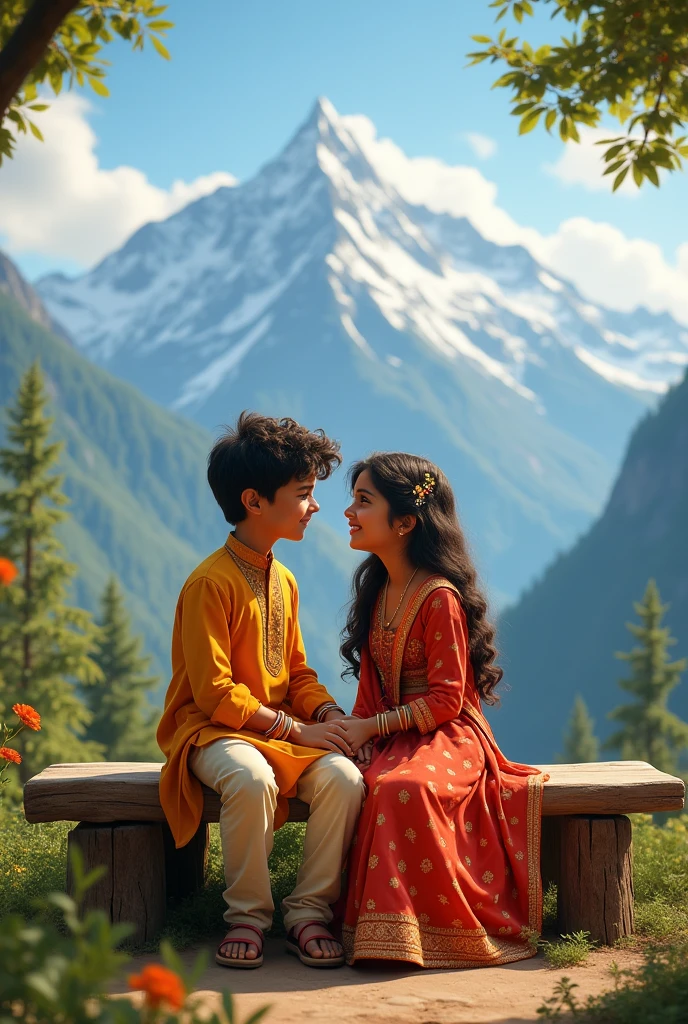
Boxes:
[36,98,688,603]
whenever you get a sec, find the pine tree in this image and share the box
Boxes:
[0,362,103,782]
[558,695,599,763]
[86,576,161,761]
[604,579,688,776]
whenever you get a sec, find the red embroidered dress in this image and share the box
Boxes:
[342,576,547,969]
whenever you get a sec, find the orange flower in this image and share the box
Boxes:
[0,558,18,586]
[0,747,22,764]
[12,704,41,731]
[128,965,185,1010]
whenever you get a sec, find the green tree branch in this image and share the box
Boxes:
[0,0,173,164]
[468,0,688,189]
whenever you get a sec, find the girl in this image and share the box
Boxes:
[336,452,547,969]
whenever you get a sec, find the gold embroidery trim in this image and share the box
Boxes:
[342,913,536,969]
[400,675,429,695]
[526,772,546,931]
[409,696,436,735]
[389,577,461,706]
[226,546,284,677]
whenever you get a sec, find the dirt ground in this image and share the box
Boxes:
[116,938,645,1024]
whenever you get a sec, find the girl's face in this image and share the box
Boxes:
[345,468,408,553]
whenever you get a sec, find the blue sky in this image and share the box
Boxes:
[2,0,688,321]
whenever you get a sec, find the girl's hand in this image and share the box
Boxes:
[334,716,377,754]
[290,720,354,756]
[356,740,374,768]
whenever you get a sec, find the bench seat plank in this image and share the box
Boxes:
[23,759,685,824]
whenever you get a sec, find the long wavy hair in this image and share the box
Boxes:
[340,452,502,705]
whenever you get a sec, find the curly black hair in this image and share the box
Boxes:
[208,411,342,524]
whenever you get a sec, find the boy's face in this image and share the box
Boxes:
[262,473,319,542]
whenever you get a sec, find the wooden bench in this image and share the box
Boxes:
[24,760,684,946]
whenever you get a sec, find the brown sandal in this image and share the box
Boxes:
[216,923,264,968]
[285,921,345,968]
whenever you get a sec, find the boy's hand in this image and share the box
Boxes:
[290,720,356,756]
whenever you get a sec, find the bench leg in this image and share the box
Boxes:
[553,814,634,945]
[163,822,209,902]
[67,822,166,944]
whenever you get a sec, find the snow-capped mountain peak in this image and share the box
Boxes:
[38,97,687,412]
[33,98,688,604]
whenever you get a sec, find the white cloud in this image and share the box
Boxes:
[464,132,497,160]
[342,113,542,250]
[535,219,688,321]
[544,126,638,196]
[343,113,688,325]
[0,94,236,267]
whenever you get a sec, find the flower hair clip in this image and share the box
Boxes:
[412,473,436,507]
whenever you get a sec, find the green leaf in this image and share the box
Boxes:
[28,120,44,141]
[89,77,110,97]
[645,165,660,187]
[603,158,625,176]
[612,166,629,191]
[242,1008,271,1024]
[512,101,536,115]
[150,35,171,59]
[222,991,235,1024]
[632,163,643,187]
[603,143,625,161]
[160,938,186,977]
[545,109,557,131]
[471,35,493,44]
[28,103,49,112]
[46,892,77,914]
[519,108,543,135]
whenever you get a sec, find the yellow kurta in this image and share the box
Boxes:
[157,532,337,848]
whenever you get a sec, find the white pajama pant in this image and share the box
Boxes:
[189,738,365,932]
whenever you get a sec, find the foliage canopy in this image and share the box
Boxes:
[469,1,688,189]
[0,1,172,163]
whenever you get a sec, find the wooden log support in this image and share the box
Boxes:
[163,821,209,902]
[67,822,166,944]
[556,815,634,945]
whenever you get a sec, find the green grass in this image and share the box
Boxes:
[537,939,688,1022]
[540,930,596,969]
[0,810,69,915]
[0,806,305,950]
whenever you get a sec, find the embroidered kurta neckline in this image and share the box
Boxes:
[225,532,273,569]
[225,533,284,676]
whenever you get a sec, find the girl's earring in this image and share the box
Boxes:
[398,529,404,536]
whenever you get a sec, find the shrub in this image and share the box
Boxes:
[537,939,688,1022]
[540,931,596,969]
[632,813,688,905]
[0,846,269,1024]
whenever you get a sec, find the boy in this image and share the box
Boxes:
[157,412,364,970]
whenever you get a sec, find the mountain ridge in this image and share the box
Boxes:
[35,98,688,603]
[493,367,688,762]
[0,265,355,703]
